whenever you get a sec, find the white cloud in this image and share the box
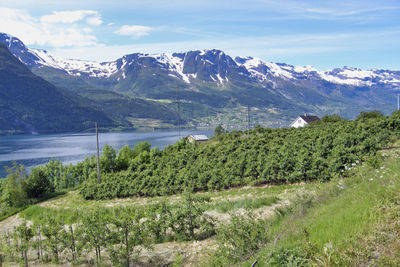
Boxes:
[86,16,102,26]
[49,28,400,69]
[114,25,153,39]
[0,8,100,47]
[40,10,102,24]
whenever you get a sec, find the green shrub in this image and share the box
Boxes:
[26,168,55,198]
[212,210,270,265]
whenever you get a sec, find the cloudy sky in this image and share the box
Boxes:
[0,0,399,69]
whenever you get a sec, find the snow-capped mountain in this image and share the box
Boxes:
[2,31,400,127]
[2,32,399,91]
[0,33,118,78]
[235,56,400,89]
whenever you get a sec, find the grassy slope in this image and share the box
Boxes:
[234,141,400,266]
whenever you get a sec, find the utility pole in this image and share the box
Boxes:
[95,122,101,184]
[397,95,399,111]
[176,87,181,139]
[246,106,250,137]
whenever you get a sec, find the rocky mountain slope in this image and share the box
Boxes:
[2,32,399,129]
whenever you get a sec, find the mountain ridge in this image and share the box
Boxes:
[1,32,399,130]
[2,31,399,89]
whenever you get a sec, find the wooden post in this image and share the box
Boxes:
[23,250,28,267]
[6,229,12,262]
[95,122,101,184]
[38,225,43,260]
[70,225,76,261]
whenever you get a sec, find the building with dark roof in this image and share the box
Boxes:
[290,115,320,128]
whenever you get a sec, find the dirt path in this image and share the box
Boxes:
[0,213,23,234]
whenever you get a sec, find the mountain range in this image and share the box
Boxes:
[1,32,400,133]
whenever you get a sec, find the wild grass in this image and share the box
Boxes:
[21,195,281,225]
[20,181,308,225]
[211,144,400,266]
[0,190,68,222]
[206,196,279,213]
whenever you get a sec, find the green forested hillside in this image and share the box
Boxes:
[0,43,114,133]
[32,65,184,127]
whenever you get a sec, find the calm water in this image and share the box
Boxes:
[0,130,213,178]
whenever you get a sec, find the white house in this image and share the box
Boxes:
[188,134,209,144]
[290,115,320,128]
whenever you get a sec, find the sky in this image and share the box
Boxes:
[0,0,399,70]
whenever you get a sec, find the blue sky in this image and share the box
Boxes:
[0,0,399,70]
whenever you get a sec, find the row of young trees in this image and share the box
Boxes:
[0,194,214,266]
[79,111,399,199]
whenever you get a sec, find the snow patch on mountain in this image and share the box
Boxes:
[339,68,376,79]
[235,56,400,87]
[318,72,371,86]
[29,49,118,78]
[148,53,192,83]
[265,62,294,79]
[294,65,317,73]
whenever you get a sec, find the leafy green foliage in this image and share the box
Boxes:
[3,196,215,265]
[356,110,384,121]
[26,168,55,198]
[266,247,309,266]
[0,163,28,208]
[79,113,399,200]
[169,193,215,241]
[212,210,270,265]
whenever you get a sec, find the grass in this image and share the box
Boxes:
[18,181,310,227]
[206,196,279,213]
[33,181,308,210]
[0,206,27,221]
[0,190,68,222]
[219,145,400,266]
[20,194,281,225]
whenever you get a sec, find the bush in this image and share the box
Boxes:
[212,210,270,265]
[266,246,309,266]
[26,168,55,199]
